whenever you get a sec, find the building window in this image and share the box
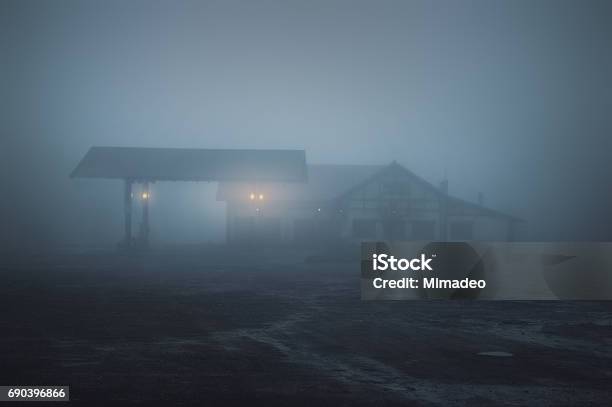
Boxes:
[352,219,377,238]
[450,221,474,240]
[411,220,435,240]
[383,220,406,240]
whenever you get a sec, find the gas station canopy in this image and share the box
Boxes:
[70,146,307,247]
[70,146,308,182]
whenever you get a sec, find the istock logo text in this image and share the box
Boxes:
[372,253,434,271]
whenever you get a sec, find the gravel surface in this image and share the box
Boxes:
[1,246,611,406]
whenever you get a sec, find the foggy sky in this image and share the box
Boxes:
[2,0,612,249]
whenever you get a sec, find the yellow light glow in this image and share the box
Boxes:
[249,193,255,200]
[259,194,264,200]
[141,192,149,200]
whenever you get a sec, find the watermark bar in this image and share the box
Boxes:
[361,242,612,300]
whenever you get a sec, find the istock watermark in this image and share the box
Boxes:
[362,241,612,300]
[372,253,434,271]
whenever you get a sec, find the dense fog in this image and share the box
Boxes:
[2,0,612,249]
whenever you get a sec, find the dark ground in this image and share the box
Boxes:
[1,245,611,406]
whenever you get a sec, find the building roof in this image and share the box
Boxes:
[217,164,384,202]
[218,162,522,221]
[336,162,522,221]
[70,146,307,182]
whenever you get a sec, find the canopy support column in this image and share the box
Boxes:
[140,181,150,246]
[124,179,133,246]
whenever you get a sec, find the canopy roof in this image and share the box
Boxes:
[70,147,307,182]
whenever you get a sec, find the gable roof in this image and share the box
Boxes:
[70,146,307,182]
[334,161,442,203]
[336,162,522,221]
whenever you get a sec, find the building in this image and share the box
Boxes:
[217,162,524,245]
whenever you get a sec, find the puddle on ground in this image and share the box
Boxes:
[477,351,514,357]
